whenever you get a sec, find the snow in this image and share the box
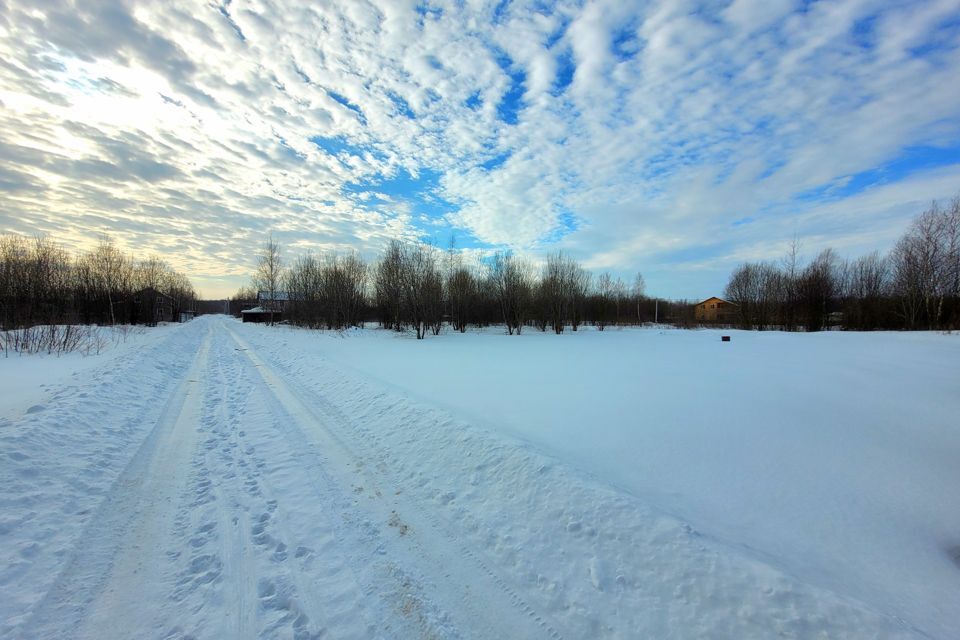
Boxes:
[0,324,178,416]
[1,316,957,638]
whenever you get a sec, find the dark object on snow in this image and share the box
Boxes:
[947,544,960,569]
[241,307,283,323]
[721,335,731,342]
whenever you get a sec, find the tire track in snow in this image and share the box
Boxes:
[16,326,214,639]
[226,327,445,639]
[218,332,375,640]
[224,321,562,640]
[292,382,566,640]
[168,326,380,639]
[211,336,259,640]
[164,327,259,639]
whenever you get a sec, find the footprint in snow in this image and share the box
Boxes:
[294,546,314,560]
[947,544,960,569]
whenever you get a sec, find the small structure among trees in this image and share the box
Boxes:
[241,292,289,323]
[241,307,276,323]
[694,297,737,324]
[128,287,174,326]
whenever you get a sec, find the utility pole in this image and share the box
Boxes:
[655,299,659,324]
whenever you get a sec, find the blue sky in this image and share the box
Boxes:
[1,0,959,298]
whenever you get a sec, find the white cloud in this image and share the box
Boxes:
[0,0,958,297]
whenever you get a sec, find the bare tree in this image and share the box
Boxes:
[284,251,368,330]
[889,200,960,329]
[254,235,283,325]
[447,264,477,333]
[285,253,323,328]
[28,237,72,326]
[612,276,627,325]
[135,256,168,291]
[442,242,480,334]
[375,240,405,331]
[335,252,369,330]
[400,242,442,339]
[540,252,589,333]
[725,261,789,329]
[87,236,131,326]
[593,272,614,331]
[489,252,532,335]
[633,272,646,324]
[946,196,960,328]
[541,252,568,334]
[798,249,839,331]
[569,262,591,331]
[724,263,761,328]
[0,235,30,329]
[779,236,803,331]
[842,251,890,329]
[162,271,197,322]
[424,259,445,336]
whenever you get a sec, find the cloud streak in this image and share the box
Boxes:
[0,0,958,297]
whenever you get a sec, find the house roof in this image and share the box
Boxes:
[241,306,284,314]
[132,286,172,300]
[257,291,290,301]
[696,296,737,306]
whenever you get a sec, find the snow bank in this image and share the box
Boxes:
[0,324,174,416]
[0,321,205,634]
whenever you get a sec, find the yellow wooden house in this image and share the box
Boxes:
[695,297,737,323]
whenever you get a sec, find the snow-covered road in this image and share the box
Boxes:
[0,317,941,638]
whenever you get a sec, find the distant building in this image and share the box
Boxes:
[695,297,738,323]
[242,291,289,323]
[129,287,174,326]
[241,306,282,323]
[257,290,289,311]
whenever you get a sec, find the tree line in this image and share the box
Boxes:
[0,234,197,331]
[723,197,960,331]
[237,196,959,336]
[234,237,674,337]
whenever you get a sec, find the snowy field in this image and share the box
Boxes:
[1,316,957,639]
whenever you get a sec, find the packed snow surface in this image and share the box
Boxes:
[1,316,957,639]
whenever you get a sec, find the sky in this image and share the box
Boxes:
[1,0,959,299]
